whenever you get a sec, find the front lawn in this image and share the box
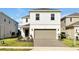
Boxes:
[0,38,33,47]
[62,38,79,47]
[0,48,32,51]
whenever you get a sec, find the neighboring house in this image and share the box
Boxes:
[0,12,18,39]
[61,13,79,39]
[19,8,61,47]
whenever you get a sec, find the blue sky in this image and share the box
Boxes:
[0,8,79,23]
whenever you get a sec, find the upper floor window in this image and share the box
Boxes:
[4,19,6,22]
[36,14,40,20]
[26,18,28,22]
[70,18,72,22]
[51,14,55,20]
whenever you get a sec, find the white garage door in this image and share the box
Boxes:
[34,29,56,47]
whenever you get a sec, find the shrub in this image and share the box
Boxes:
[17,36,23,41]
[11,32,15,36]
[60,32,66,40]
[17,30,21,37]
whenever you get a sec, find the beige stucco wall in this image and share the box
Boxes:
[61,19,66,32]
[74,26,79,39]
[61,17,79,39]
[0,13,18,38]
[66,27,74,39]
[66,17,79,26]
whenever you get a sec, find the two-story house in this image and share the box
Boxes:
[19,8,61,47]
[61,13,79,39]
[0,12,18,39]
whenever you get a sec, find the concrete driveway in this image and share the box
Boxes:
[49,39,67,47]
[34,39,67,47]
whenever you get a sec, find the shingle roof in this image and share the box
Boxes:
[67,13,79,17]
[30,8,61,12]
[22,8,61,19]
[22,15,30,18]
[71,21,79,26]
[32,8,58,10]
[61,13,79,21]
[66,21,79,27]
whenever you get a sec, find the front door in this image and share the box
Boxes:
[25,29,29,37]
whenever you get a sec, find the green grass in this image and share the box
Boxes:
[0,48,32,51]
[0,38,33,47]
[62,38,79,47]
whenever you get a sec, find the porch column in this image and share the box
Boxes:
[20,28,25,38]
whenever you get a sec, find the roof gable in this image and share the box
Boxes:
[0,12,18,24]
[67,13,79,17]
